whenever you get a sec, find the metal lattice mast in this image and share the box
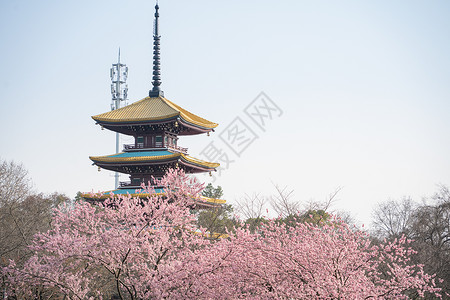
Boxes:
[149,3,164,97]
[110,49,128,189]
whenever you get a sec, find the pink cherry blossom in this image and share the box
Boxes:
[1,169,442,299]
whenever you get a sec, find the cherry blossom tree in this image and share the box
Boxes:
[185,220,442,299]
[1,169,209,299]
[1,169,442,299]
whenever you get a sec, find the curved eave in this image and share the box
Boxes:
[90,152,181,163]
[92,113,180,124]
[90,153,219,170]
[178,118,216,134]
[180,154,220,169]
[81,191,226,207]
[200,196,226,205]
[93,115,179,126]
[94,116,217,135]
[164,98,218,129]
[97,119,214,137]
[92,96,218,131]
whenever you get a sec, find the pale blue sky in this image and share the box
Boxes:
[1,0,450,226]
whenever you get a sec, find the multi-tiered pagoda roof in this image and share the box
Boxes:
[84,4,224,208]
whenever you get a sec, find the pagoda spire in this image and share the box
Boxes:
[149,2,164,97]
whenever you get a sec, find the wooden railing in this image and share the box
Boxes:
[119,181,158,188]
[123,144,144,150]
[123,144,188,154]
[167,144,188,154]
[119,181,135,187]
[119,181,166,189]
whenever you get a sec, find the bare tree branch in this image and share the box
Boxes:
[235,193,268,220]
[270,184,298,218]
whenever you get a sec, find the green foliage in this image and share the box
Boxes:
[299,209,331,224]
[245,210,332,233]
[197,204,238,237]
[278,210,331,230]
[202,183,223,200]
[74,191,84,203]
[197,184,237,237]
[47,192,72,208]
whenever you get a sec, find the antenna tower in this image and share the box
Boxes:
[110,49,128,189]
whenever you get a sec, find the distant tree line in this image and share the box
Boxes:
[371,186,450,296]
[0,159,72,269]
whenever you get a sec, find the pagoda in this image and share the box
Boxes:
[86,4,224,208]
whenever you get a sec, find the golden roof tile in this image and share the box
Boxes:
[92,96,218,129]
[181,154,220,168]
[89,152,180,163]
[164,98,218,129]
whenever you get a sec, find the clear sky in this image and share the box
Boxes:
[1,0,450,227]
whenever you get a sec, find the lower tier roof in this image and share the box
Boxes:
[81,188,226,209]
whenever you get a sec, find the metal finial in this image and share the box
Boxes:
[149,2,164,97]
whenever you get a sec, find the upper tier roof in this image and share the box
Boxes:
[92,96,218,130]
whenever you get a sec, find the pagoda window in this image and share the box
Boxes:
[131,177,141,186]
[137,136,144,148]
[164,136,168,146]
[155,135,163,147]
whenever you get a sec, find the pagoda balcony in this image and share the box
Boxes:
[123,144,188,154]
[167,144,188,153]
[119,181,165,189]
[119,181,140,188]
[123,144,145,151]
